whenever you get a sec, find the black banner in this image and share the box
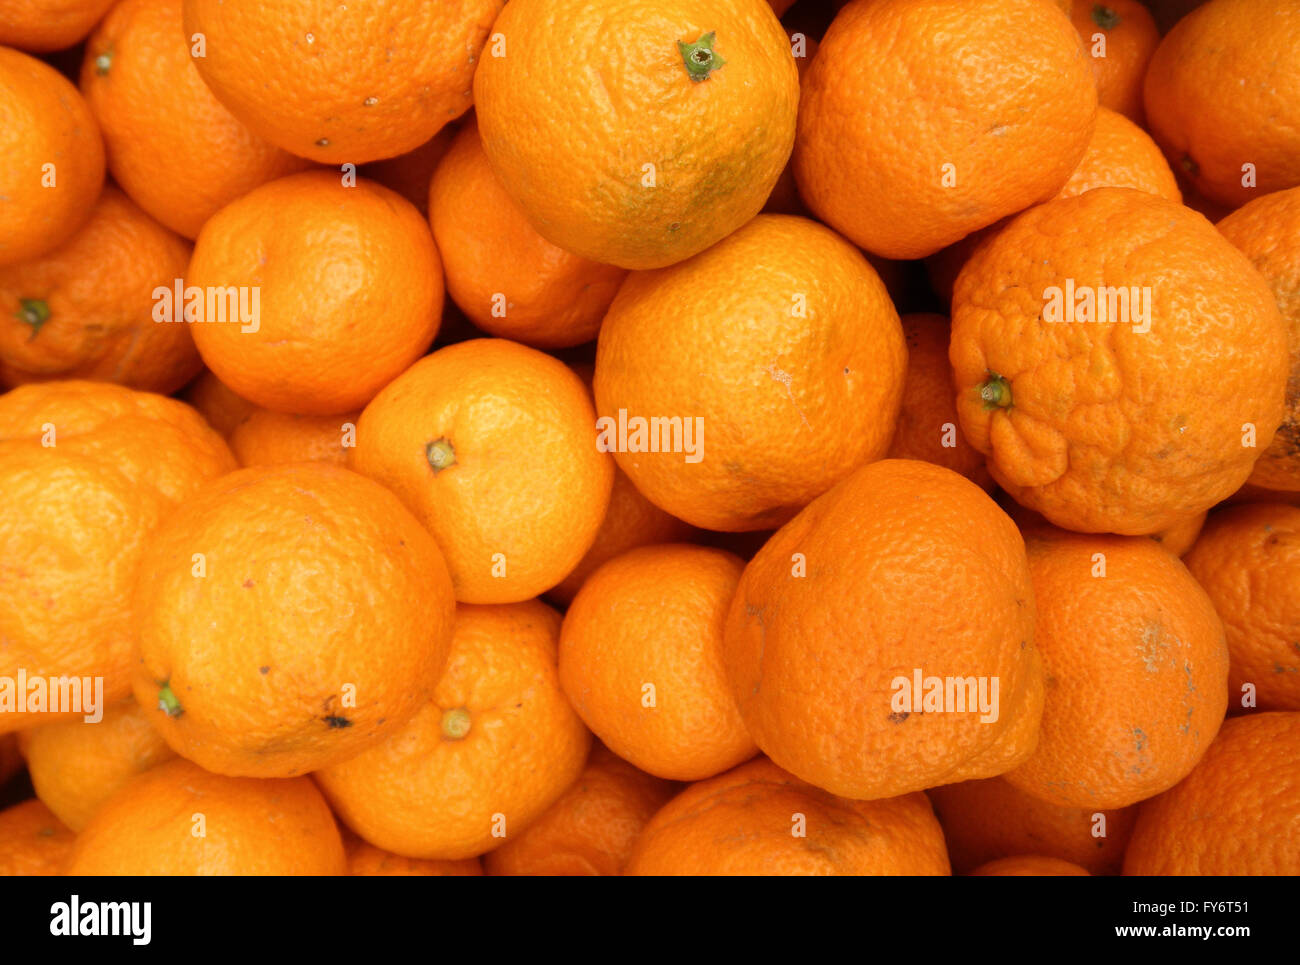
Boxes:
[0,876,1280,951]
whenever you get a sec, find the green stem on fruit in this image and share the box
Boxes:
[16,298,49,338]
[157,682,183,718]
[426,439,457,473]
[1090,5,1121,30]
[678,32,725,82]
[979,373,1013,410]
[425,437,456,473]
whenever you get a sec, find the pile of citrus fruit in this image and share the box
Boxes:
[1,0,1297,877]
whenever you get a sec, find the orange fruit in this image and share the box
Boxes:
[1148,511,1206,557]
[1069,0,1159,123]
[182,0,504,164]
[886,313,993,490]
[1006,499,1207,558]
[1217,186,1300,491]
[560,544,756,781]
[429,119,627,349]
[187,171,442,415]
[793,0,1096,259]
[539,364,696,610]
[1184,503,1300,713]
[0,0,116,51]
[723,459,1044,800]
[625,757,951,875]
[951,187,1288,535]
[547,466,695,608]
[131,463,456,777]
[1004,529,1228,809]
[66,758,347,875]
[928,776,1137,875]
[0,381,235,733]
[0,799,74,876]
[0,186,201,393]
[348,338,614,604]
[1054,106,1181,203]
[360,126,458,218]
[1123,711,1300,875]
[228,408,360,468]
[927,106,1181,305]
[0,45,105,267]
[483,744,677,876]
[473,0,799,269]
[594,214,906,532]
[969,855,1090,876]
[80,0,310,241]
[316,600,592,861]
[543,361,699,605]
[346,836,482,877]
[1143,0,1300,208]
[20,697,175,830]
[180,369,256,438]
